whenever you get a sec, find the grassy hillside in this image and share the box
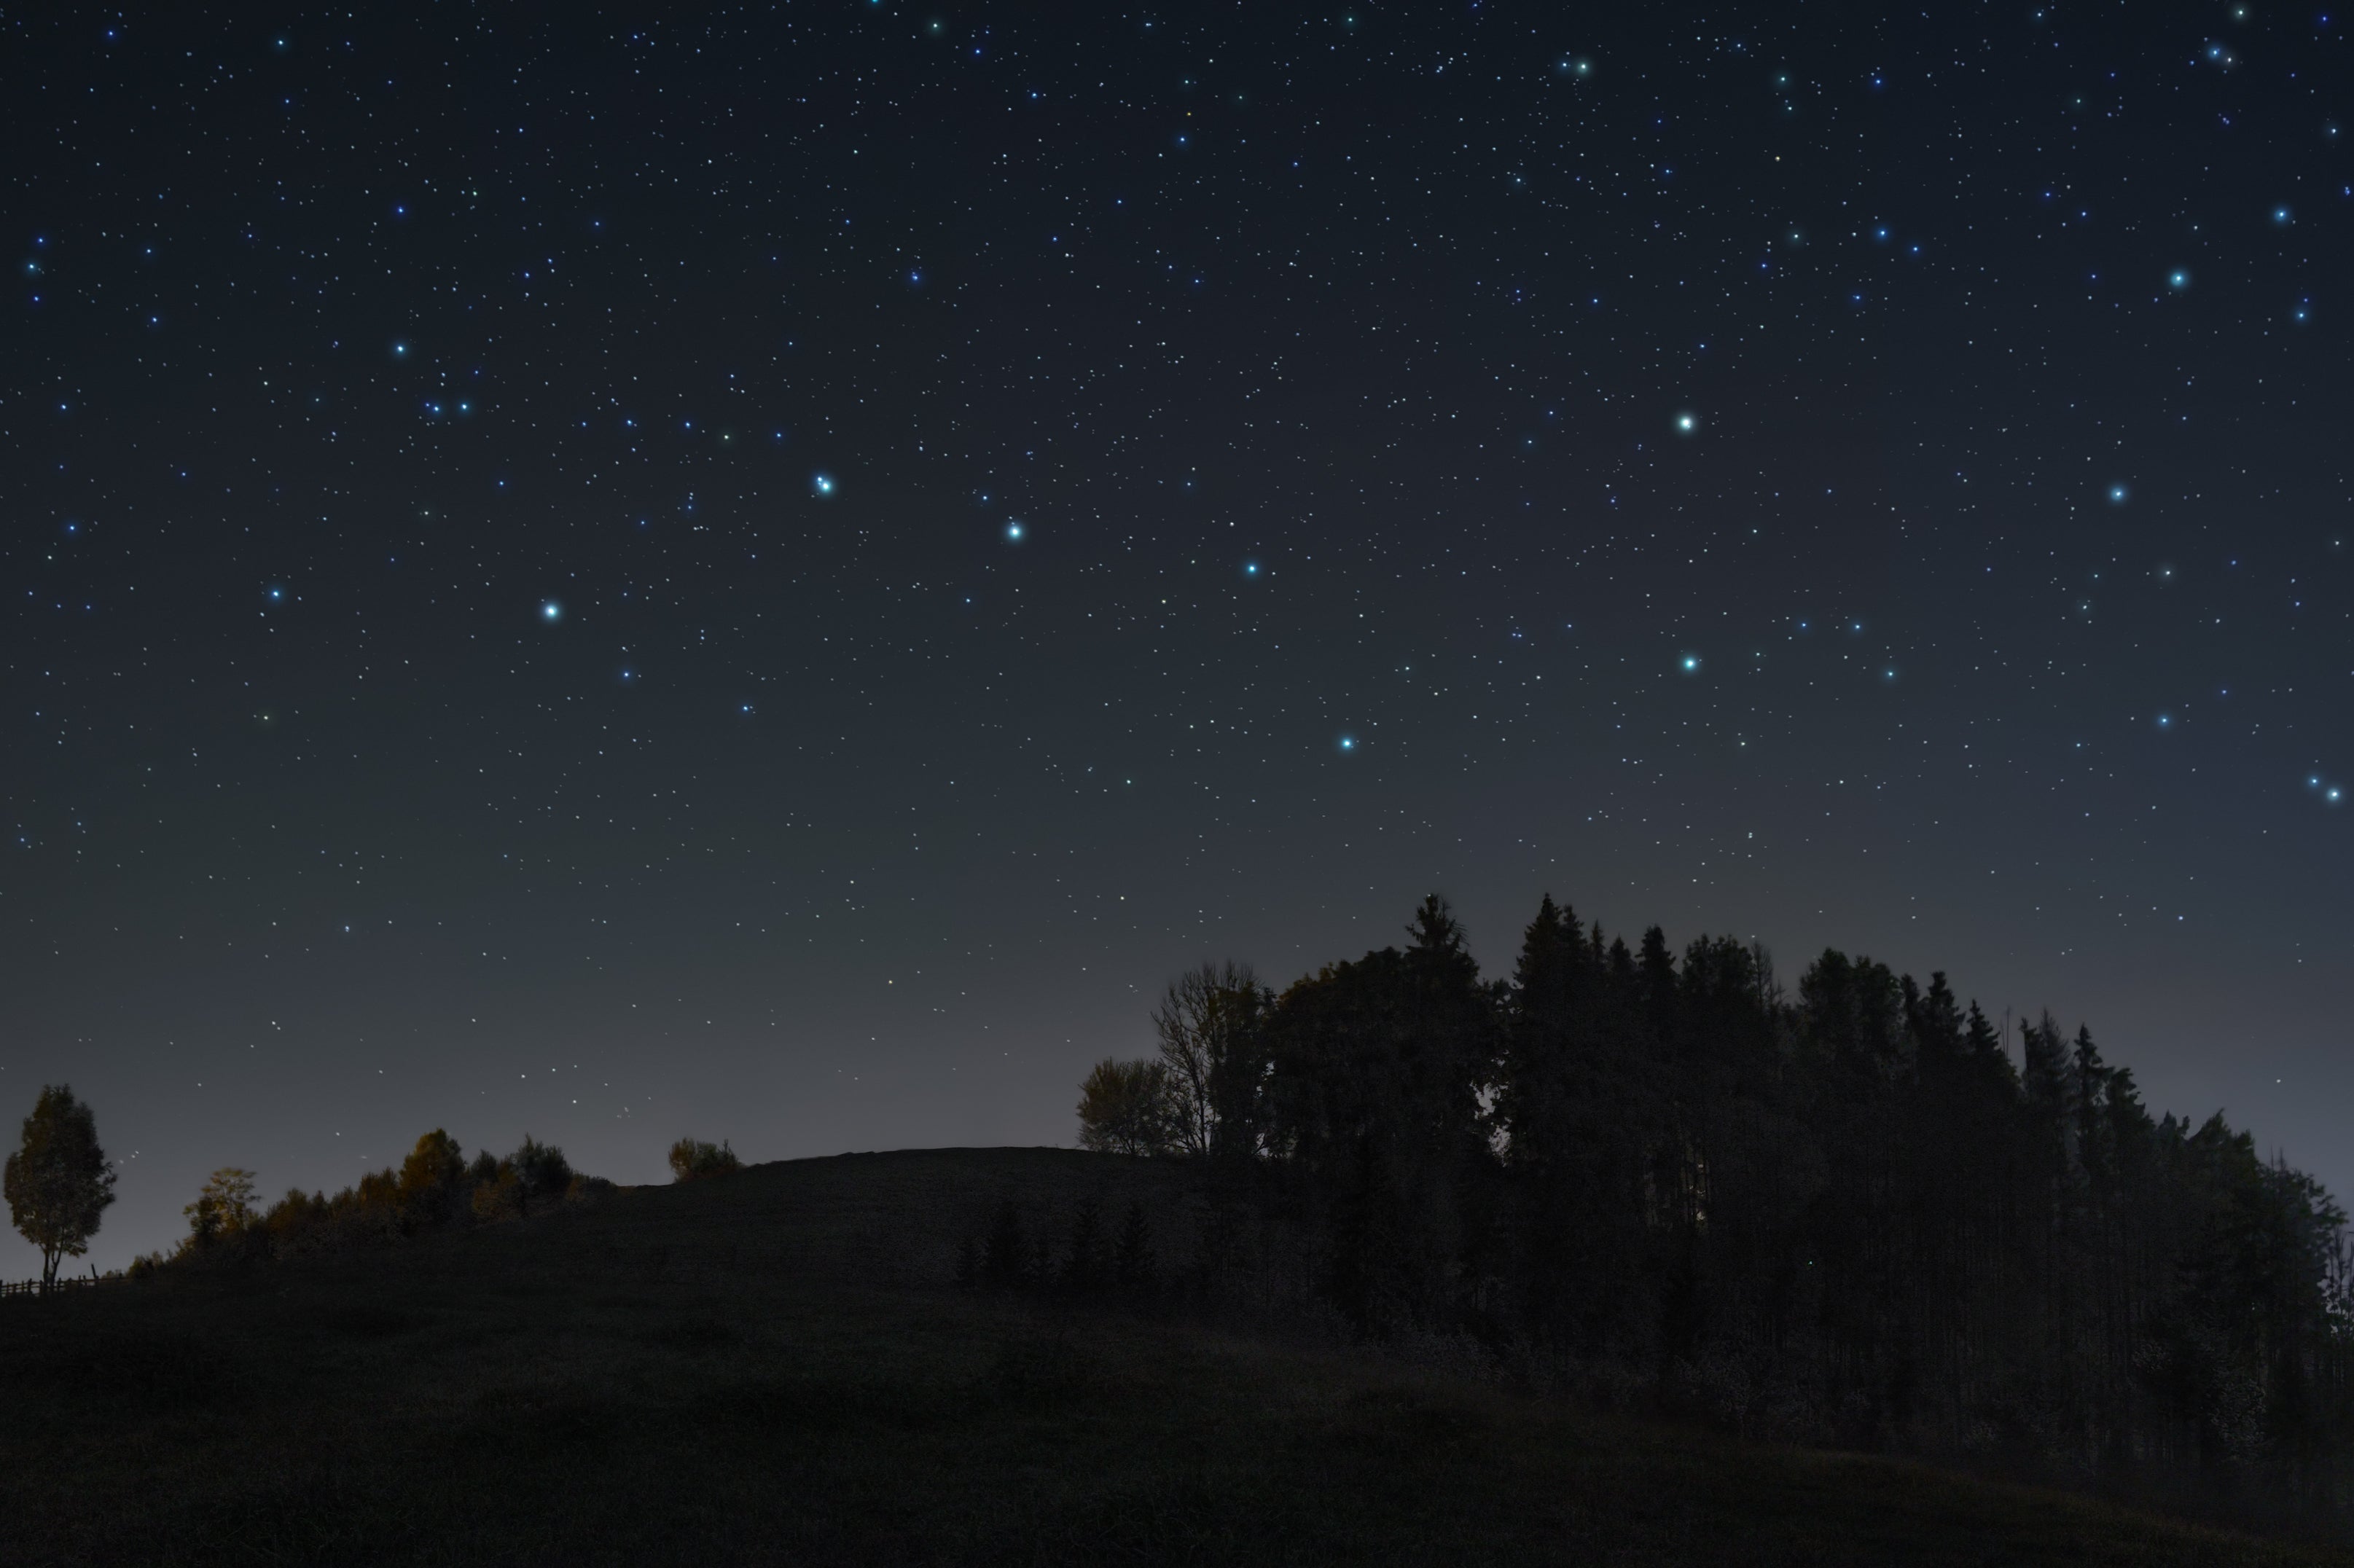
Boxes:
[2,1148,2347,1566]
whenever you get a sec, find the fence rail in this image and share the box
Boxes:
[0,1274,123,1300]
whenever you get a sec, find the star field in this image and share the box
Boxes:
[2,2,2350,1271]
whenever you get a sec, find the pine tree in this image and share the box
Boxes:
[1063,1198,1107,1293]
[1114,1199,1157,1291]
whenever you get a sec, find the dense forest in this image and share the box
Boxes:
[1078,895,2354,1510]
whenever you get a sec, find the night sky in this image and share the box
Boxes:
[5,3,2350,1275]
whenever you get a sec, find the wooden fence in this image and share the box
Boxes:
[0,1274,123,1300]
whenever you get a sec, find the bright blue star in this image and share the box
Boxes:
[541,601,562,622]
[2273,205,2294,224]
[1338,735,1356,752]
[1006,520,1025,541]
[1681,654,1700,673]
[1675,412,1699,435]
[2108,483,2130,504]
[811,473,835,497]
[2167,269,2191,291]
[1243,560,1259,576]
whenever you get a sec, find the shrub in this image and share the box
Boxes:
[668,1137,743,1183]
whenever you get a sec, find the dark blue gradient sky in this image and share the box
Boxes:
[4,1,2349,1274]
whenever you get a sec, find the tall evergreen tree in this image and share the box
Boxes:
[1095,888,2354,1500]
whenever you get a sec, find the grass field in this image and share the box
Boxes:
[3,1148,2348,1566]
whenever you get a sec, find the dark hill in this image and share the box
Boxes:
[1,1148,2345,1566]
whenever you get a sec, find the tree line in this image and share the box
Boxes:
[152,1129,611,1270]
[5,1084,749,1285]
[1079,895,2354,1502]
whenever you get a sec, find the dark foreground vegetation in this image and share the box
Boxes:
[3,1148,2349,1567]
[1077,896,2354,1535]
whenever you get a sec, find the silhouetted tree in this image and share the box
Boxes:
[1076,1057,1179,1156]
[981,1198,1029,1290]
[1181,889,2354,1506]
[4,1085,117,1288]
[510,1136,572,1217]
[399,1130,469,1227]
[1114,1199,1157,1291]
[1263,895,1500,1330]
[1063,1198,1107,1293]
[180,1167,259,1253]
[668,1137,743,1182]
[1152,961,1275,1159]
[472,1160,523,1223]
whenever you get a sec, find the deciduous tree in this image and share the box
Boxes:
[4,1085,117,1288]
[1075,1057,1178,1156]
